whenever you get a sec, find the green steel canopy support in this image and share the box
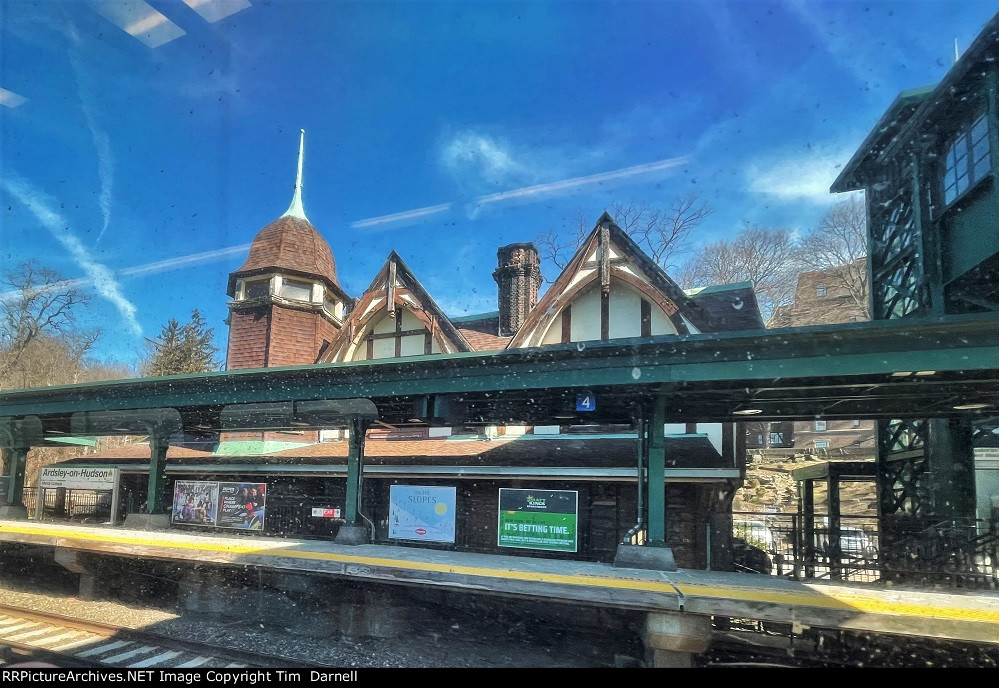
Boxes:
[71,409,182,516]
[647,396,668,548]
[345,418,367,526]
[5,446,28,509]
[925,418,977,524]
[0,417,44,515]
[148,433,169,514]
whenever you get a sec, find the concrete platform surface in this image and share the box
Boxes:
[1,519,997,645]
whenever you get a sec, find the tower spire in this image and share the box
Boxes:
[283,129,307,219]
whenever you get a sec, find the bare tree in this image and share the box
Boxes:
[0,261,95,386]
[679,227,800,320]
[535,211,590,273]
[535,192,713,280]
[796,195,869,317]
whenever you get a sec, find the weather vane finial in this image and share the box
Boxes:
[283,128,307,219]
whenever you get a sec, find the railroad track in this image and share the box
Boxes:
[0,603,307,669]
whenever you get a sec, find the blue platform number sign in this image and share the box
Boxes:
[576,391,596,412]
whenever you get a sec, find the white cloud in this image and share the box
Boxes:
[441,131,540,189]
[746,148,857,204]
[0,173,143,336]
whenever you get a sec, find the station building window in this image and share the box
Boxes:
[280,277,314,301]
[816,283,827,297]
[243,278,270,299]
[814,420,827,432]
[942,112,991,207]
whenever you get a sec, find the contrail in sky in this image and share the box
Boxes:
[474,156,690,205]
[1,173,143,336]
[68,23,115,243]
[349,156,690,229]
[0,244,253,303]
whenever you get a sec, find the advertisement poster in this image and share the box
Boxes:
[388,485,456,543]
[497,488,578,552]
[216,482,267,530]
[171,480,219,526]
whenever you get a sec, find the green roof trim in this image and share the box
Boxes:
[43,436,96,447]
[215,439,312,456]
[450,311,500,323]
[684,281,753,297]
[831,84,936,193]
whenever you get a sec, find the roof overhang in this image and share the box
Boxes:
[2,313,999,439]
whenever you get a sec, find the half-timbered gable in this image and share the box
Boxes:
[509,213,717,349]
[320,252,472,362]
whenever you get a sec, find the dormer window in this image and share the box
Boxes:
[942,112,991,208]
[816,283,827,297]
[280,277,313,301]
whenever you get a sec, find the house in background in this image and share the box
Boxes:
[750,261,875,456]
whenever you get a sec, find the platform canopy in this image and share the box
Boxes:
[1,314,998,437]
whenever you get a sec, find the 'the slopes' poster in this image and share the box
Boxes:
[497,488,578,552]
[388,485,456,543]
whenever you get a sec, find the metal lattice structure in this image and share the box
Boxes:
[878,419,928,517]
[868,163,932,321]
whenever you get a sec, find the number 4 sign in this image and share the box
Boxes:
[576,392,596,412]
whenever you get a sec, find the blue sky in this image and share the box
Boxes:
[1,0,996,369]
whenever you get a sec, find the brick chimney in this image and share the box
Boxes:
[493,242,541,336]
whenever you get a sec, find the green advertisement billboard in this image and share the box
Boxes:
[497,488,578,552]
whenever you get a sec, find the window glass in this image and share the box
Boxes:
[942,113,991,208]
[244,280,269,299]
[814,420,827,432]
[280,278,313,301]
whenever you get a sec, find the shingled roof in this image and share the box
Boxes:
[227,215,342,297]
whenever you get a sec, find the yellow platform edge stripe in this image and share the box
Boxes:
[2,523,998,626]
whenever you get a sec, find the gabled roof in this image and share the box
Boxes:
[508,212,714,347]
[832,11,999,192]
[319,251,473,362]
[685,282,765,331]
[454,314,513,351]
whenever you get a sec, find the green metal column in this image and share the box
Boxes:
[926,418,977,523]
[647,396,667,548]
[828,475,842,581]
[345,419,366,525]
[802,479,815,578]
[5,446,28,507]
[146,433,169,514]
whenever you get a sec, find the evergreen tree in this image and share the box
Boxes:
[145,310,219,376]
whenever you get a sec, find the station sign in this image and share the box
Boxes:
[497,488,578,552]
[39,466,117,491]
[388,485,456,543]
[576,392,596,412]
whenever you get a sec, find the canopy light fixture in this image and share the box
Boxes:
[953,403,990,410]
[733,409,763,415]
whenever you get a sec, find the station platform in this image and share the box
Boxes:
[0,519,997,648]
